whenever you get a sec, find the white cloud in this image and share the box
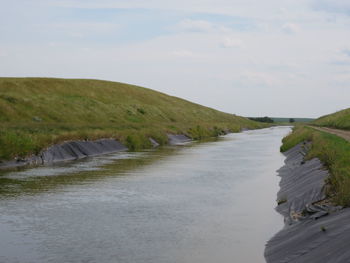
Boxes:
[342,48,350,57]
[312,0,350,15]
[239,71,277,87]
[52,22,120,37]
[176,19,214,32]
[221,37,243,48]
[47,0,303,19]
[170,49,196,58]
[330,48,350,66]
[0,50,8,57]
[282,23,299,34]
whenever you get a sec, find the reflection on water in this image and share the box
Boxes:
[0,127,290,263]
[0,150,174,197]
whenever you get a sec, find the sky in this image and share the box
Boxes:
[0,0,350,118]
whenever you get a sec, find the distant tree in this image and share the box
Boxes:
[289,118,295,123]
[248,116,274,123]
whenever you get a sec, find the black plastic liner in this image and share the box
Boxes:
[1,134,193,169]
[1,139,127,168]
[167,134,192,145]
[265,143,349,263]
[41,139,127,163]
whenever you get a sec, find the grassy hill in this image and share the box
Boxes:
[0,78,264,160]
[313,108,350,130]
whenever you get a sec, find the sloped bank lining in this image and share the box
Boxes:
[0,134,192,170]
[265,143,350,263]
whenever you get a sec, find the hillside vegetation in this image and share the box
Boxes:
[0,78,264,160]
[313,108,350,130]
[281,125,350,206]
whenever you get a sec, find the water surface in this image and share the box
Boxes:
[0,127,290,263]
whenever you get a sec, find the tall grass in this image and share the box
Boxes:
[281,126,350,206]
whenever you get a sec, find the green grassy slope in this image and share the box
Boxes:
[313,108,350,130]
[0,78,264,160]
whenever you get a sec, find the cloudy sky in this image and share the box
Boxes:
[1,0,350,118]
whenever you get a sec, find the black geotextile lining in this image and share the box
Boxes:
[167,134,192,145]
[41,139,128,163]
[0,139,128,168]
[275,144,329,223]
[265,143,350,263]
[1,134,193,169]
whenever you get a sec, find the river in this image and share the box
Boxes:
[0,126,291,263]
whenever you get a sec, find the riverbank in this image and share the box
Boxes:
[265,126,350,262]
[0,133,194,170]
[0,78,265,164]
[280,126,350,205]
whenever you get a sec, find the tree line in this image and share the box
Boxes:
[249,117,295,123]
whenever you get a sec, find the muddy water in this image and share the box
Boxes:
[0,127,290,263]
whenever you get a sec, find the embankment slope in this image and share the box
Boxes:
[313,108,350,130]
[265,125,350,262]
[0,78,263,162]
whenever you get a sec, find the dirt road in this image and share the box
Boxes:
[310,126,350,142]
